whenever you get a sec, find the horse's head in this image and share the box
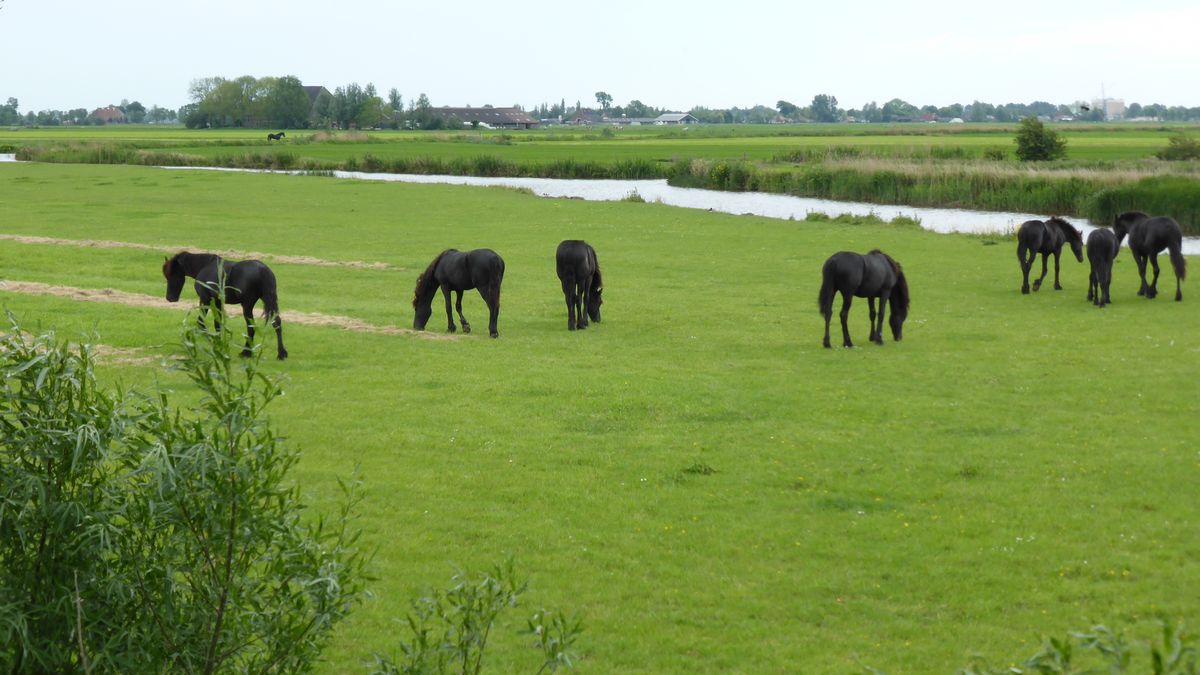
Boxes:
[1050,217,1085,262]
[1113,211,1148,244]
[412,297,432,330]
[587,277,604,324]
[162,255,185,302]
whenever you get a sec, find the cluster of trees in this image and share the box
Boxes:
[0,97,176,126]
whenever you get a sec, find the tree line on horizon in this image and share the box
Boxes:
[5,76,1200,128]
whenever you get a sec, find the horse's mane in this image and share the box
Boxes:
[1046,216,1083,242]
[871,249,910,314]
[412,249,456,307]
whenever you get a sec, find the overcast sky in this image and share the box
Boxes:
[3,0,1198,114]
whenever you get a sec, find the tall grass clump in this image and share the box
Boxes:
[1156,133,1200,161]
[1084,176,1200,234]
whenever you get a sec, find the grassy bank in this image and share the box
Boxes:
[670,157,1200,233]
[1,161,1198,672]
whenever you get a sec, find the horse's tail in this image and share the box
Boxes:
[818,257,837,316]
[413,249,454,307]
[1169,238,1187,281]
[260,267,281,320]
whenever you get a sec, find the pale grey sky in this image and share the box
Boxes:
[3,0,1198,114]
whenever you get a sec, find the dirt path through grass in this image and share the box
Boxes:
[0,280,454,339]
[0,234,396,271]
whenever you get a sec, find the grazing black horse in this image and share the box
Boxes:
[162,251,288,359]
[267,131,286,141]
[1016,216,1084,294]
[818,250,910,348]
[1086,228,1119,308]
[1113,211,1187,301]
[555,240,603,331]
[412,248,505,338]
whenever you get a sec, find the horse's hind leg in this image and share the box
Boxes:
[1088,268,1098,304]
[1147,254,1161,299]
[240,304,256,357]
[484,285,500,338]
[454,289,471,334]
[1134,254,1149,296]
[576,279,588,330]
[1033,253,1049,291]
[839,295,854,348]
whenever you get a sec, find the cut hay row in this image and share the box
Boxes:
[0,280,454,339]
[0,233,396,271]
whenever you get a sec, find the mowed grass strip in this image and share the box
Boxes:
[1,162,1198,673]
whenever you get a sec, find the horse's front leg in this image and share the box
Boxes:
[873,296,888,345]
[1052,250,1063,290]
[839,295,854,348]
[441,286,457,333]
[867,297,878,343]
[241,304,256,357]
[1033,253,1049,291]
[455,289,471,334]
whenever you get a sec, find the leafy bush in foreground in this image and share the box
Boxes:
[0,313,369,672]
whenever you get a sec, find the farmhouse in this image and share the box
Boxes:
[303,85,333,125]
[90,106,126,124]
[604,113,699,126]
[432,107,539,129]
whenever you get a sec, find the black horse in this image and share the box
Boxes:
[1113,211,1187,301]
[1086,228,1119,308]
[818,250,910,348]
[555,240,603,331]
[267,131,286,141]
[1016,216,1084,294]
[412,248,505,338]
[162,251,288,359]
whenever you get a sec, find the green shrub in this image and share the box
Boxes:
[1156,133,1200,161]
[369,560,582,675]
[1014,116,1068,161]
[0,313,369,672]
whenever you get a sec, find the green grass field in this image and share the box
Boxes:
[2,161,1198,672]
[4,122,1196,162]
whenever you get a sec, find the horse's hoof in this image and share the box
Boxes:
[278,350,289,360]
[823,342,831,349]
[461,325,471,334]
[1176,293,1183,302]
[490,332,499,339]
[1021,287,1029,295]
[577,322,587,330]
[568,324,576,331]
[240,349,253,358]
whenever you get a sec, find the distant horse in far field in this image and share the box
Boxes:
[818,249,909,348]
[267,132,286,141]
[1016,217,1084,294]
[413,248,505,337]
[555,240,603,331]
[1113,211,1187,301]
[1086,227,1119,308]
[162,251,288,359]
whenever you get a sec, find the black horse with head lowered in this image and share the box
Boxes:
[267,131,286,141]
[162,251,288,359]
[412,248,505,337]
[1016,217,1084,294]
[555,240,603,331]
[1086,227,1119,308]
[1113,211,1187,301]
[818,250,910,348]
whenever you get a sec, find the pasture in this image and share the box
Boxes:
[1,161,1198,672]
[4,122,1197,163]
